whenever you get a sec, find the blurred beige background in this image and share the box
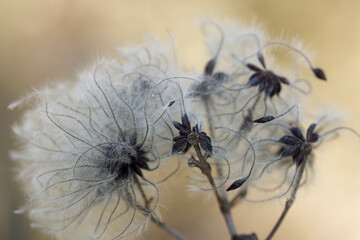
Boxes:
[1,0,360,239]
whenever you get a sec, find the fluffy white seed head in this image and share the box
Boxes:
[10,37,182,239]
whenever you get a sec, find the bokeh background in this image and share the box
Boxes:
[1,0,360,239]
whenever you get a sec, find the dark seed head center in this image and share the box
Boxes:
[263,70,274,77]
[302,142,313,155]
[187,132,200,145]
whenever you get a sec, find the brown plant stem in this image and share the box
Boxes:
[204,99,238,238]
[266,161,306,240]
[204,99,225,180]
[150,215,187,240]
[193,143,237,238]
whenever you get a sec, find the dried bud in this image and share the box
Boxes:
[312,67,327,80]
[168,100,175,107]
[226,178,247,191]
[204,58,216,75]
[253,115,276,123]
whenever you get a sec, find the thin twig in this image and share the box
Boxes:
[266,161,306,240]
[193,144,237,238]
[150,215,187,240]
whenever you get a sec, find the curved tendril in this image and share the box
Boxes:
[97,192,122,239]
[72,142,136,175]
[211,92,261,117]
[320,127,360,139]
[252,164,293,192]
[93,195,112,234]
[201,21,225,61]
[139,176,160,215]
[44,189,94,214]
[86,103,113,142]
[154,158,181,184]
[139,76,200,148]
[107,70,138,130]
[44,95,103,151]
[252,156,285,182]
[37,165,101,186]
[244,164,300,203]
[93,65,123,135]
[46,110,96,143]
[111,183,137,240]
[238,41,315,69]
[216,127,256,181]
[34,174,117,199]
[289,78,312,94]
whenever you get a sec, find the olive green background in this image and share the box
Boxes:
[1,1,360,239]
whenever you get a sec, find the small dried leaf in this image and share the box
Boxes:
[265,80,275,96]
[172,120,187,133]
[213,72,228,83]
[278,76,290,85]
[246,63,262,72]
[192,124,200,133]
[312,67,327,80]
[253,115,275,123]
[173,135,186,142]
[278,135,300,145]
[137,158,150,170]
[272,80,281,97]
[308,133,319,143]
[183,143,191,154]
[204,58,216,75]
[306,123,317,140]
[249,73,262,86]
[188,156,200,169]
[280,145,300,158]
[181,113,191,131]
[258,80,266,93]
[290,127,305,141]
[171,138,188,154]
[199,135,213,154]
[226,178,247,191]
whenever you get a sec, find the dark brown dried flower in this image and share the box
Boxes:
[101,131,150,180]
[278,123,319,167]
[246,53,290,98]
[171,113,213,154]
[190,58,229,99]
